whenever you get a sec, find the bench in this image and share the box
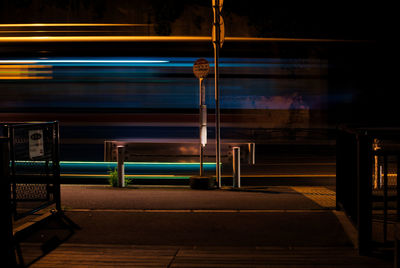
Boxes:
[104,139,255,187]
[104,139,255,166]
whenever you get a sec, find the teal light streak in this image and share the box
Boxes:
[15,161,216,176]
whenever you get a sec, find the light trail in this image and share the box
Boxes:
[0,23,151,27]
[0,36,366,43]
[0,59,169,64]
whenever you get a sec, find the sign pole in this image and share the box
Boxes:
[193,58,210,179]
[199,77,205,176]
[213,0,222,188]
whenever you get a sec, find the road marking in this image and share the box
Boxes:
[291,186,336,208]
[64,208,331,213]
[258,163,336,166]
[239,174,336,178]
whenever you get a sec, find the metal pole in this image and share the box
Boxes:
[9,127,17,219]
[249,143,255,165]
[199,78,205,176]
[356,134,373,256]
[233,147,240,188]
[383,154,388,243]
[213,0,221,188]
[53,121,61,212]
[397,155,400,219]
[117,145,125,187]
[1,137,17,267]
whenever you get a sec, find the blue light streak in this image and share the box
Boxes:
[0,57,327,68]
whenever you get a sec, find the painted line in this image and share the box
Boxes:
[192,210,239,213]
[61,184,190,189]
[61,174,190,178]
[238,174,336,178]
[64,208,331,213]
[258,163,336,166]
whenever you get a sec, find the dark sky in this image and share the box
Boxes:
[0,0,384,40]
[228,3,379,40]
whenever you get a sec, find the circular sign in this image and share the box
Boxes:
[193,58,210,79]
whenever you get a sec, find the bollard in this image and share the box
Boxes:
[248,143,255,165]
[117,145,125,187]
[233,146,240,188]
[104,141,113,162]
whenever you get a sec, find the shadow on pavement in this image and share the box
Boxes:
[15,212,79,267]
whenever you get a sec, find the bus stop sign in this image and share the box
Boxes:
[193,58,210,79]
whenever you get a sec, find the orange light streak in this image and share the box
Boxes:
[0,23,151,27]
[0,36,367,43]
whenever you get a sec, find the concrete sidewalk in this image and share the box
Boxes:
[18,185,393,267]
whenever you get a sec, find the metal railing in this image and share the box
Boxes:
[372,148,400,245]
[1,121,61,220]
[1,137,17,266]
[337,126,400,256]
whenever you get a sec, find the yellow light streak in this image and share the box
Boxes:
[0,36,209,42]
[0,65,50,68]
[61,174,188,178]
[227,37,364,43]
[0,30,145,33]
[0,23,152,27]
[0,65,52,79]
[0,36,366,43]
[0,76,52,80]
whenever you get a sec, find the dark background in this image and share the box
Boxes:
[0,0,386,40]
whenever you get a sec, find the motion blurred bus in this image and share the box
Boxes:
[0,27,377,160]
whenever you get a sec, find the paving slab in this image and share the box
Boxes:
[27,244,392,268]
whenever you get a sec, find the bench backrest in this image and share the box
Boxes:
[104,140,255,165]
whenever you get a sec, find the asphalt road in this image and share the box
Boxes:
[50,185,346,247]
[62,211,351,247]
[23,185,349,247]
[19,185,390,267]
[60,185,323,210]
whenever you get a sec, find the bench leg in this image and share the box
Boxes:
[117,146,125,187]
